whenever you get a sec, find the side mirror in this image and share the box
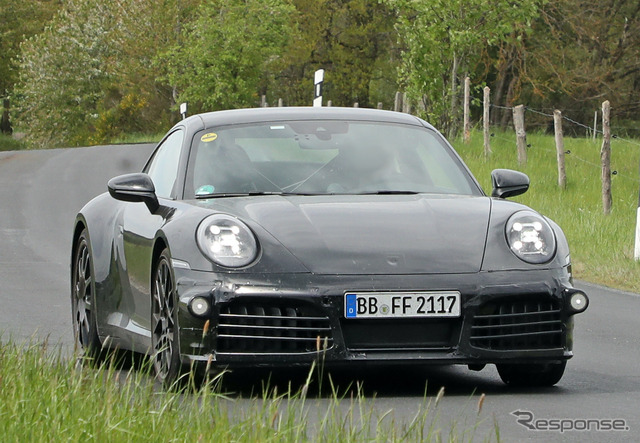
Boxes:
[491,169,530,199]
[107,173,159,212]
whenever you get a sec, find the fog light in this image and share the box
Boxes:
[569,291,588,312]
[189,296,211,317]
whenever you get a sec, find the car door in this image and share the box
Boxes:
[118,129,185,348]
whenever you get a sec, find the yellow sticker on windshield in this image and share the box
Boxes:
[201,133,218,142]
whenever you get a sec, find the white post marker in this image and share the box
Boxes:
[313,69,324,107]
[180,102,188,120]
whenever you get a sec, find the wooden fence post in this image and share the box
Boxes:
[394,92,402,112]
[512,104,527,164]
[553,110,567,188]
[463,77,471,143]
[483,86,491,156]
[601,100,612,215]
[593,111,598,141]
[402,92,411,114]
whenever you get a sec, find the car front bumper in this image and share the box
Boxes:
[173,267,586,369]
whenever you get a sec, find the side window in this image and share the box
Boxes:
[146,129,184,198]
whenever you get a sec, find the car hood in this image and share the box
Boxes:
[200,194,491,275]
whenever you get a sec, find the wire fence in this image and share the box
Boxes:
[482,101,640,186]
[478,96,640,258]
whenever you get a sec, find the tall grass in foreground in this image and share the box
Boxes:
[454,130,640,292]
[0,341,497,442]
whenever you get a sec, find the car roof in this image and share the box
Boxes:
[177,107,434,132]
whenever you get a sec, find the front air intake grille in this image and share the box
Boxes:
[470,297,563,351]
[341,319,458,351]
[217,301,333,354]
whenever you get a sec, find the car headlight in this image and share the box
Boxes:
[196,214,258,268]
[505,211,556,264]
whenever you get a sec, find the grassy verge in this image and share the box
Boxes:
[453,130,640,293]
[0,132,162,151]
[0,134,27,151]
[0,341,496,442]
[108,132,164,144]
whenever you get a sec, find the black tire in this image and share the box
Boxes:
[151,249,182,387]
[497,361,566,387]
[71,229,103,361]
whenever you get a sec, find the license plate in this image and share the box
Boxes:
[344,291,461,319]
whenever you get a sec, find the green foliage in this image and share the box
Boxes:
[90,93,148,145]
[391,0,541,136]
[0,0,59,134]
[162,0,295,112]
[0,0,59,97]
[7,0,640,147]
[13,0,121,148]
[274,0,398,107]
[521,0,640,123]
[12,0,191,148]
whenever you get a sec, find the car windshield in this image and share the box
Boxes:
[187,120,480,198]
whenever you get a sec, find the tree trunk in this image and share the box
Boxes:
[448,53,459,138]
[500,76,517,129]
[1,99,12,135]
[492,53,510,125]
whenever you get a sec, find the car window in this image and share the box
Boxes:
[146,129,184,198]
[187,122,479,197]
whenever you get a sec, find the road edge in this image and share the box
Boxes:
[575,279,640,298]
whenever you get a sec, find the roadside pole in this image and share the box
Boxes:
[313,69,324,107]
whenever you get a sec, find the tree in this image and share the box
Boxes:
[161,0,294,112]
[90,0,200,142]
[13,0,199,147]
[0,0,59,133]
[13,0,123,147]
[390,0,541,136]
[273,0,398,107]
[521,0,640,128]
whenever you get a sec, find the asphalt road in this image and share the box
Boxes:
[1,144,639,441]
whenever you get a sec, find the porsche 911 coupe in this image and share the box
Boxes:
[71,107,588,387]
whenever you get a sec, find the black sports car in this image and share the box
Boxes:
[71,107,588,387]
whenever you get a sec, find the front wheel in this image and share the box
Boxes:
[497,361,566,387]
[151,249,182,387]
[71,229,102,361]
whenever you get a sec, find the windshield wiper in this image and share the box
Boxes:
[195,190,422,199]
[195,191,284,199]
[356,190,421,195]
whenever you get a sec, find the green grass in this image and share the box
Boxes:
[0,341,496,442]
[453,130,640,293]
[0,132,162,150]
[108,132,164,145]
[0,133,27,151]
